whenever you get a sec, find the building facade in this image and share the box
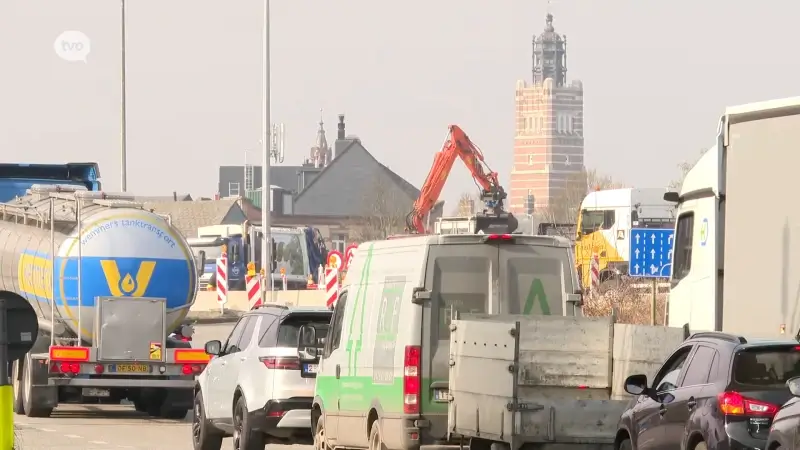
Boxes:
[509,14,585,214]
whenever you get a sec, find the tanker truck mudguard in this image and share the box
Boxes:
[0,184,209,419]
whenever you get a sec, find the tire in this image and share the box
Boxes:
[233,395,265,450]
[314,414,329,450]
[12,360,24,415]
[134,400,148,413]
[22,354,53,418]
[160,407,189,420]
[619,438,632,450]
[369,420,386,450]
[192,391,223,450]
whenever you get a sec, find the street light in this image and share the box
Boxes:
[261,0,273,297]
[120,0,128,192]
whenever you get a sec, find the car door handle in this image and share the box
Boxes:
[336,364,341,379]
[659,406,667,416]
[687,398,697,409]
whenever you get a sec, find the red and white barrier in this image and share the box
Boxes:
[216,253,228,309]
[325,266,339,308]
[590,254,600,293]
[247,274,262,310]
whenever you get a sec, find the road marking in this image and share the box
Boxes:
[65,434,82,438]
[40,428,56,432]
[89,441,108,445]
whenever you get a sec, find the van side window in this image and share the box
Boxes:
[507,256,563,316]
[673,213,694,280]
[432,257,490,340]
[325,293,348,357]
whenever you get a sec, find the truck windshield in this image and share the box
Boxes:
[272,231,307,277]
[191,245,224,261]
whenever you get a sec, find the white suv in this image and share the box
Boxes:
[192,305,331,450]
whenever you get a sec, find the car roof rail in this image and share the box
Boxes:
[689,331,747,344]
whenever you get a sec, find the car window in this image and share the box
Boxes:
[325,293,348,357]
[681,346,716,386]
[734,346,800,387]
[276,314,331,348]
[238,316,259,350]
[223,317,249,354]
[653,346,692,393]
[257,314,279,348]
[432,256,490,340]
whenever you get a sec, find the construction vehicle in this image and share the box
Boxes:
[407,125,518,235]
[186,236,230,290]
[575,188,674,289]
[0,163,209,419]
[666,96,800,337]
[196,222,328,290]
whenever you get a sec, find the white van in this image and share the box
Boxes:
[305,232,581,450]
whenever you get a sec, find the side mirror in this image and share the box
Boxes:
[624,374,649,396]
[180,324,195,338]
[788,376,800,397]
[298,325,318,362]
[204,340,222,356]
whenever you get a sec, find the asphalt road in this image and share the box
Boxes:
[13,322,309,450]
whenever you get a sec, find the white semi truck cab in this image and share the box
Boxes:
[667,96,800,338]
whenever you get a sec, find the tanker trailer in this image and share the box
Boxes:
[0,184,210,419]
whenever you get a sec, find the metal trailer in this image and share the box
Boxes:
[446,314,686,450]
[0,184,209,418]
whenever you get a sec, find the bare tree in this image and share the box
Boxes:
[350,174,409,241]
[538,168,624,224]
[668,149,705,191]
[451,191,478,216]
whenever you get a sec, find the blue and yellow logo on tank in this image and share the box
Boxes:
[17,214,197,310]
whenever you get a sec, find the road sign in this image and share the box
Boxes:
[344,244,357,270]
[327,250,343,270]
[628,228,674,278]
[1,295,39,362]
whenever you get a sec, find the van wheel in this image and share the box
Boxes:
[314,415,329,450]
[369,420,386,450]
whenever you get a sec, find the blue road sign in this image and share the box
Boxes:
[628,228,674,278]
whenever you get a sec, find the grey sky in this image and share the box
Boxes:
[1,1,797,205]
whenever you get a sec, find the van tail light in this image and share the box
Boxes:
[718,391,779,416]
[403,345,421,414]
[484,234,514,242]
[260,356,300,370]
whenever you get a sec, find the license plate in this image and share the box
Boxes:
[304,364,318,374]
[109,364,150,374]
[82,388,110,398]
[434,389,449,401]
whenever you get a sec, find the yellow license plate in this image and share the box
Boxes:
[111,364,150,373]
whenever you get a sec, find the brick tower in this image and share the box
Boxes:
[509,13,584,215]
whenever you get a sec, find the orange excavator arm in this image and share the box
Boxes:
[406,125,511,234]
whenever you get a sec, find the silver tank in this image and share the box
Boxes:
[0,185,198,346]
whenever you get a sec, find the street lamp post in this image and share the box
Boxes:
[261,0,272,299]
[120,0,128,192]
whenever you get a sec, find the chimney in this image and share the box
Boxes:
[337,114,345,140]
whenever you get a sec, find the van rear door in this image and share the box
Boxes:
[420,241,497,441]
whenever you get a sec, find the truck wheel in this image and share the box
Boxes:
[159,407,189,420]
[193,391,223,450]
[12,360,24,415]
[134,400,148,413]
[22,354,53,418]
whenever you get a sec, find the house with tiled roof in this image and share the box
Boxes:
[142,198,247,238]
[215,114,443,251]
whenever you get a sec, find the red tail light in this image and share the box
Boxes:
[52,362,80,375]
[181,364,204,375]
[403,345,421,414]
[718,391,779,416]
[260,356,300,370]
[486,234,513,241]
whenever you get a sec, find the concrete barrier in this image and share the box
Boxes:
[190,290,328,313]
